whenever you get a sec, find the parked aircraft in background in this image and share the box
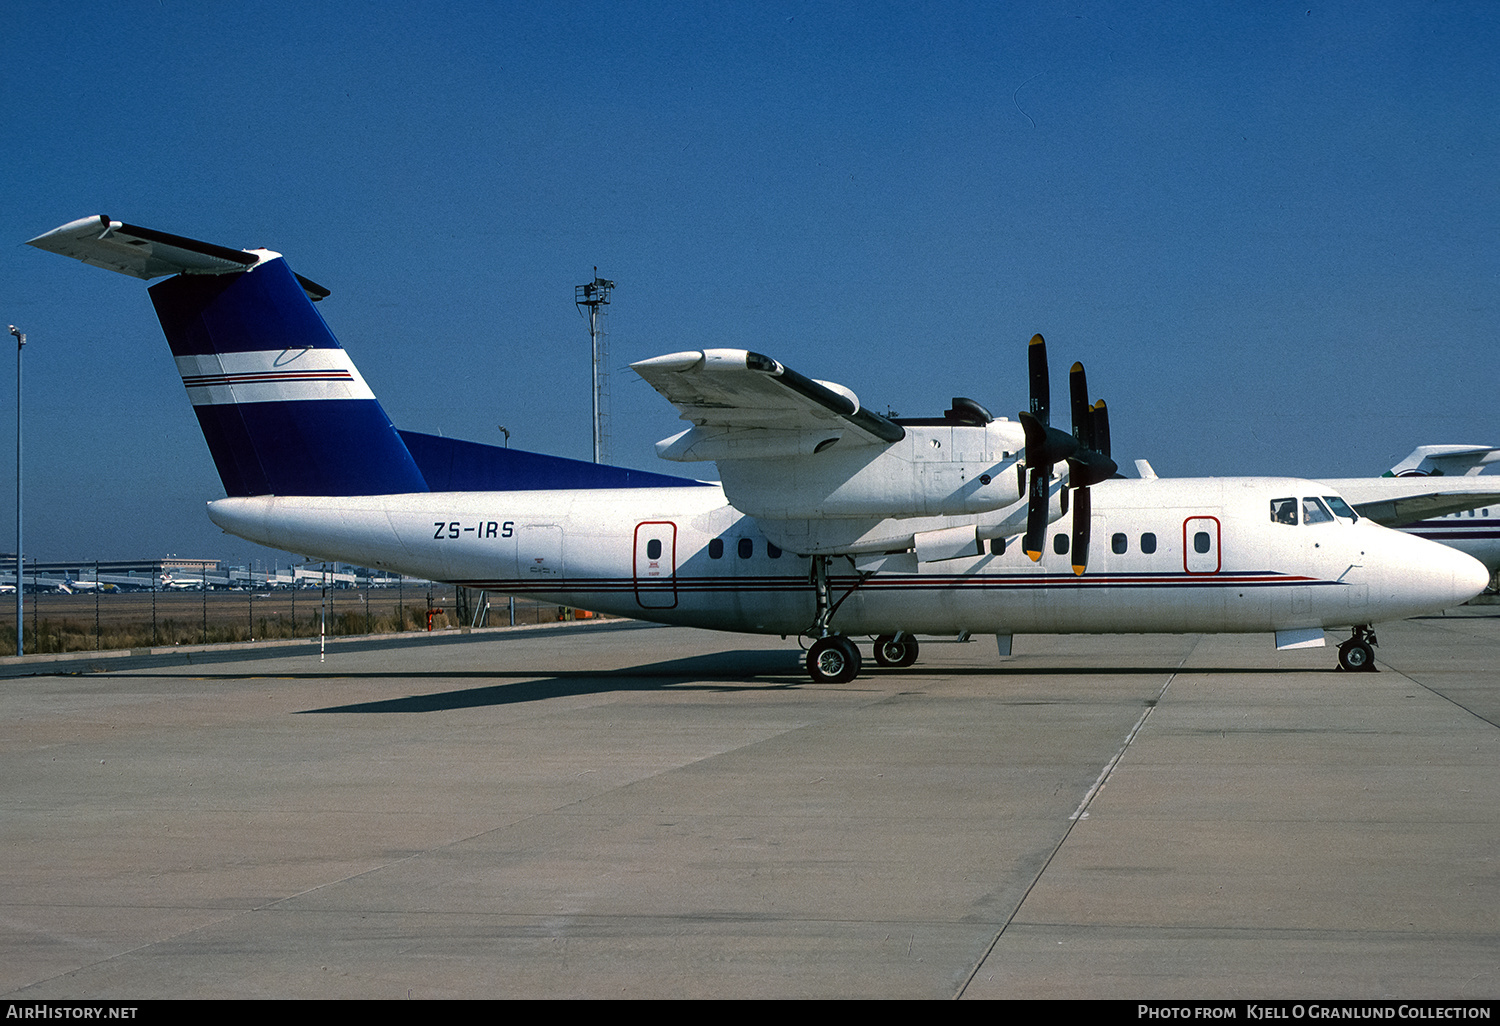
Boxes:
[27,216,1490,679]
[1317,447,1500,576]
[59,578,116,594]
[1384,445,1500,478]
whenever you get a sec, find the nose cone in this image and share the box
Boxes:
[1452,548,1493,605]
[1371,528,1491,619]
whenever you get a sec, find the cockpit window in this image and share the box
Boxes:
[1302,496,1334,525]
[1271,497,1298,525]
[1323,495,1358,522]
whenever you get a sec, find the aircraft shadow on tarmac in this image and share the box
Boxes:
[265,652,1344,715]
[297,649,815,713]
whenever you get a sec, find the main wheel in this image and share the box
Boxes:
[872,633,919,667]
[808,635,862,684]
[1338,639,1375,672]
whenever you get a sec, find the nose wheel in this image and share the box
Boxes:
[1337,626,1378,672]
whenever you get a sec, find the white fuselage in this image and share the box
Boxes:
[206,475,1487,639]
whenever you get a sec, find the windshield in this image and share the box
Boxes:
[1322,495,1359,522]
[1302,496,1335,525]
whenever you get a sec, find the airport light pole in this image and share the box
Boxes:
[9,325,24,657]
[575,271,615,464]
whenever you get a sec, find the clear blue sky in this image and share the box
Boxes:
[3,1,1496,566]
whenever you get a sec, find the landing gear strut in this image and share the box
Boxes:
[804,555,861,683]
[1338,625,1378,672]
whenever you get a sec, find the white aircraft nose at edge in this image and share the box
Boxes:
[25,216,1494,681]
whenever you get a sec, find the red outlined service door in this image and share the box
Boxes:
[1183,516,1221,574]
[633,521,678,608]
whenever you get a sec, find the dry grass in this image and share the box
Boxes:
[0,589,576,656]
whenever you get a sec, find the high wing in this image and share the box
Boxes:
[633,347,1033,558]
[632,339,1113,571]
[632,349,905,462]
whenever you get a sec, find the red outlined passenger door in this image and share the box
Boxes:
[633,521,678,608]
[1183,516,1221,574]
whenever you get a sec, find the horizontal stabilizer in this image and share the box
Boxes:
[27,216,329,300]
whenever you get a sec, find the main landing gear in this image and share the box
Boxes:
[1338,625,1379,672]
[807,635,862,684]
[805,633,922,683]
[802,555,921,683]
[805,554,861,683]
[873,632,920,667]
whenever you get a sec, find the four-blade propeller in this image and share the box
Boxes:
[1017,334,1116,574]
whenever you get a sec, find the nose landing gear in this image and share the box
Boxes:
[1337,625,1379,672]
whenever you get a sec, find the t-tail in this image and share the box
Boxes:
[29,216,424,497]
[27,216,698,497]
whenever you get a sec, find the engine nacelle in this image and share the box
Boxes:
[715,419,1028,520]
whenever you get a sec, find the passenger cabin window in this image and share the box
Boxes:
[738,538,754,559]
[1140,532,1157,554]
[708,538,724,559]
[1271,497,1297,525]
[1193,531,1211,554]
[646,539,662,559]
[1302,497,1334,525]
[1053,533,1069,555]
[767,542,782,559]
[1111,533,1127,554]
[989,537,1006,555]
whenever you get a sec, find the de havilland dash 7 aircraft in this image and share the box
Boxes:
[27,216,1490,680]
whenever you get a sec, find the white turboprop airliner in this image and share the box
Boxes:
[27,216,1490,679]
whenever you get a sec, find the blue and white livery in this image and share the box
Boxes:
[27,216,1491,680]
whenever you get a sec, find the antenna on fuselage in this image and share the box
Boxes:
[575,268,615,464]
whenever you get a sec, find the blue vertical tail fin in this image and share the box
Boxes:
[28,215,706,497]
[28,216,428,497]
[149,258,428,496]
